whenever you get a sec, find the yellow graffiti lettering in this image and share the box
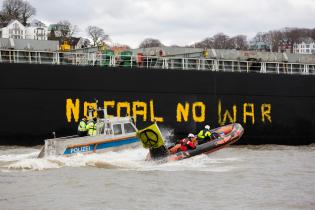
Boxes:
[218,100,237,125]
[192,102,205,122]
[66,98,80,123]
[117,102,130,117]
[104,101,115,117]
[218,100,222,125]
[243,103,255,124]
[261,104,272,123]
[222,106,237,124]
[150,100,164,122]
[132,101,147,122]
[176,102,189,122]
[83,102,97,119]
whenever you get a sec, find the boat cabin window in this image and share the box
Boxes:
[113,124,122,135]
[124,123,136,134]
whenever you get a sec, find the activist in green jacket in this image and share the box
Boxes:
[197,125,212,144]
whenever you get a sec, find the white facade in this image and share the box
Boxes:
[293,39,315,54]
[0,19,47,40]
[0,20,26,39]
[25,26,48,40]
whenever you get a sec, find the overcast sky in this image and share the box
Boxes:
[24,0,315,47]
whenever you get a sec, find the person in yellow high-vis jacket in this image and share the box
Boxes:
[197,125,212,144]
[77,117,88,136]
[86,119,96,136]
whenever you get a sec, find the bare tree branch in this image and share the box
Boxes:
[1,0,36,25]
[20,1,36,25]
[86,26,109,46]
[57,20,79,39]
[139,38,163,48]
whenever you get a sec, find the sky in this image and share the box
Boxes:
[15,0,315,47]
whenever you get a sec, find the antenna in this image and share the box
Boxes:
[88,106,94,120]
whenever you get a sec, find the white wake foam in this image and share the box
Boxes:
[1,146,242,172]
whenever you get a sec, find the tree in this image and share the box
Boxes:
[1,0,22,21]
[0,11,6,23]
[20,1,36,25]
[193,37,214,48]
[229,35,248,50]
[193,33,248,50]
[86,26,109,46]
[311,28,315,40]
[251,28,315,52]
[0,0,36,25]
[212,33,230,49]
[57,20,78,39]
[82,39,91,48]
[139,38,163,48]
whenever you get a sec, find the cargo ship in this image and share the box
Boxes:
[0,47,314,146]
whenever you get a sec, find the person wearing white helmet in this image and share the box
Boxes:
[169,133,197,154]
[187,133,197,144]
[197,124,213,144]
[179,133,197,151]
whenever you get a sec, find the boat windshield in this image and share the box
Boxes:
[124,123,136,133]
[113,124,123,135]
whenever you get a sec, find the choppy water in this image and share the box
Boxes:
[0,144,314,210]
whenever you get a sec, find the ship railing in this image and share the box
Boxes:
[0,49,315,75]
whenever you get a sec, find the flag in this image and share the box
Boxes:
[137,123,165,149]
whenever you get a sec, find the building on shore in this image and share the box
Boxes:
[248,40,271,52]
[278,39,292,53]
[0,19,48,40]
[293,37,315,55]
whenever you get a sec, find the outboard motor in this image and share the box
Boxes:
[149,145,169,160]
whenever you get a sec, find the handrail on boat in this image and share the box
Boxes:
[1,48,315,75]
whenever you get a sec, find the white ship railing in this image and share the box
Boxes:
[0,49,315,75]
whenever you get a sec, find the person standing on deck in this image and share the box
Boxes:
[86,118,96,136]
[77,117,88,136]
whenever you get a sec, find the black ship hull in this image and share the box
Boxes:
[1,63,314,145]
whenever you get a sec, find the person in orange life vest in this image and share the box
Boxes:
[180,133,197,151]
[169,133,197,154]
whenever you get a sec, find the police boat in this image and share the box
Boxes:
[38,107,140,158]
